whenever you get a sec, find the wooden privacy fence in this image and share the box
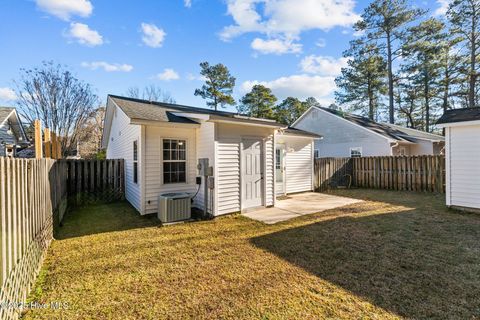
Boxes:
[352,155,445,193]
[314,157,353,191]
[314,155,445,193]
[0,158,124,320]
[0,158,67,320]
[65,159,125,205]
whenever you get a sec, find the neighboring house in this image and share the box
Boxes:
[0,107,29,157]
[293,106,445,158]
[101,95,320,216]
[437,108,480,212]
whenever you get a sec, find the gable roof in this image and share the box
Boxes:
[436,107,480,125]
[0,107,15,125]
[382,123,444,142]
[0,106,29,145]
[103,95,319,148]
[109,95,284,127]
[317,107,443,142]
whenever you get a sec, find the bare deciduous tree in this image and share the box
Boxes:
[125,85,176,103]
[14,61,98,156]
[76,107,105,159]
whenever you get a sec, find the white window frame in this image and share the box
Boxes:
[133,140,138,184]
[350,147,362,158]
[314,149,319,158]
[161,138,188,185]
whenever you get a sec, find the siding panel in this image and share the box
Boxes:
[449,125,480,209]
[106,100,141,212]
[144,126,197,214]
[284,137,313,194]
[217,140,241,215]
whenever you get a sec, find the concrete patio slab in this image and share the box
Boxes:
[243,192,362,224]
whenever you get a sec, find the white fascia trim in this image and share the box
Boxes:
[101,97,119,149]
[437,120,480,128]
[291,106,315,128]
[130,119,200,128]
[312,106,397,143]
[1,109,29,143]
[209,119,284,129]
[171,112,210,121]
[0,109,15,127]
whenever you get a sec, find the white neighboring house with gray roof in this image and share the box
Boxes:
[292,106,445,158]
[0,107,28,157]
[101,95,320,216]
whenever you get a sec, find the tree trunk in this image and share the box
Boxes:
[386,32,395,123]
[469,24,477,108]
[424,67,430,132]
[368,78,374,120]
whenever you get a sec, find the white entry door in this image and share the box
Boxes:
[275,144,286,195]
[242,139,263,209]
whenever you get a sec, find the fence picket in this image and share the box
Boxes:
[315,155,445,194]
[0,158,124,320]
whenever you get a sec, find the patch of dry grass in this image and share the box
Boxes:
[22,190,480,319]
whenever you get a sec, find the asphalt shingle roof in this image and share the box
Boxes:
[109,95,285,127]
[436,107,480,125]
[319,107,443,142]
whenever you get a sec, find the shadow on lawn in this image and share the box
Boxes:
[55,201,158,240]
[251,199,480,319]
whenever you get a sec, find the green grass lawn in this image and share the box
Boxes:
[23,190,480,319]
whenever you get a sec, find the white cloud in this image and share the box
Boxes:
[184,0,192,8]
[141,23,166,48]
[300,55,348,76]
[67,22,103,46]
[0,87,17,101]
[434,0,451,15]
[81,61,133,72]
[220,0,360,41]
[251,37,302,55]
[154,69,180,81]
[242,74,336,103]
[36,0,93,20]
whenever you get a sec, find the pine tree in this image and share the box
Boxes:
[355,0,424,123]
[447,0,480,108]
[402,18,446,131]
[194,62,236,110]
[274,97,308,126]
[237,85,277,119]
[335,39,387,120]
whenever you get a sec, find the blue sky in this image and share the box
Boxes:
[0,0,447,112]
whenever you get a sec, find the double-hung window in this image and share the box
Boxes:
[350,147,362,158]
[163,139,186,184]
[133,140,138,184]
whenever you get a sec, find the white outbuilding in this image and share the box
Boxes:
[437,108,480,212]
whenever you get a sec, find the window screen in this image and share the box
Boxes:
[163,139,186,184]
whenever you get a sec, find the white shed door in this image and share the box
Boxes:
[242,139,263,208]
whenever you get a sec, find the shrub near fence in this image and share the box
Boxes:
[314,155,445,193]
[0,158,124,320]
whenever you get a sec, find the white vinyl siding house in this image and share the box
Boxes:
[437,108,480,211]
[293,106,444,158]
[102,95,319,217]
[104,99,142,211]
